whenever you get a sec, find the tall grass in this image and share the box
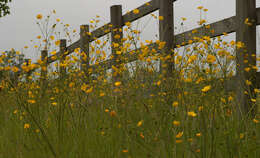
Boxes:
[0,8,259,158]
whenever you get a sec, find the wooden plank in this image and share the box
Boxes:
[111,5,123,82]
[236,0,257,116]
[80,25,90,73]
[224,72,260,91]
[89,0,176,42]
[123,0,159,23]
[90,42,158,70]
[175,16,236,46]
[47,40,80,64]
[123,0,176,24]
[59,39,67,75]
[93,17,237,70]
[40,50,48,80]
[90,23,111,42]
[159,0,174,75]
[90,59,113,71]
[256,7,260,25]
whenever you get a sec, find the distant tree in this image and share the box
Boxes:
[0,0,12,17]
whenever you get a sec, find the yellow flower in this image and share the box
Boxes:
[122,149,128,153]
[176,139,182,143]
[236,41,244,49]
[196,133,201,137]
[114,81,121,87]
[112,43,119,48]
[196,149,201,153]
[13,109,18,114]
[125,22,131,27]
[50,35,55,40]
[110,110,116,117]
[85,87,93,93]
[254,89,260,93]
[228,96,233,101]
[159,16,164,21]
[100,92,105,97]
[69,82,75,88]
[24,123,30,129]
[133,9,140,14]
[201,85,211,92]
[158,41,166,49]
[172,101,179,107]
[137,120,144,127]
[36,14,43,20]
[198,106,203,111]
[244,67,250,72]
[240,133,244,139]
[246,80,252,86]
[140,132,144,139]
[197,6,203,10]
[251,98,256,102]
[55,40,61,46]
[176,131,183,138]
[206,54,216,63]
[12,66,19,73]
[114,34,121,39]
[145,2,150,6]
[253,119,259,123]
[27,100,36,104]
[173,121,180,126]
[244,18,253,26]
[116,51,122,55]
[181,17,187,21]
[198,19,206,25]
[188,111,197,117]
[51,102,57,106]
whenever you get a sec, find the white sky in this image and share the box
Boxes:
[0,0,260,59]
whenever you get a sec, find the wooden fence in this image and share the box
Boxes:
[21,0,260,115]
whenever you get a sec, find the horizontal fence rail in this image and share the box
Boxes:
[42,7,260,72]
[15,0,260,95]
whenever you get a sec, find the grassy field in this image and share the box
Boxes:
[0,10,260,158]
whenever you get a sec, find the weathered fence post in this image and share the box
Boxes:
[159,0,174,76]
[25,58,31,82]
[236,0,257,116]
[80,25,90,76]
[59,39,67,77]
[110,5,123,83]
[41,50,48,81]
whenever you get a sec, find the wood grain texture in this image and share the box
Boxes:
[111,5,123,82]
[159,0,174,75]
[41,50,48,80]
[59,39,67,75]
[80,25,90,72]
[236,0,257,116]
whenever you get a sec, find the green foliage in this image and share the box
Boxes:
[0,0,12,17]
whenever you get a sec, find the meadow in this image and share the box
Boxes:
[0,4,260,158]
